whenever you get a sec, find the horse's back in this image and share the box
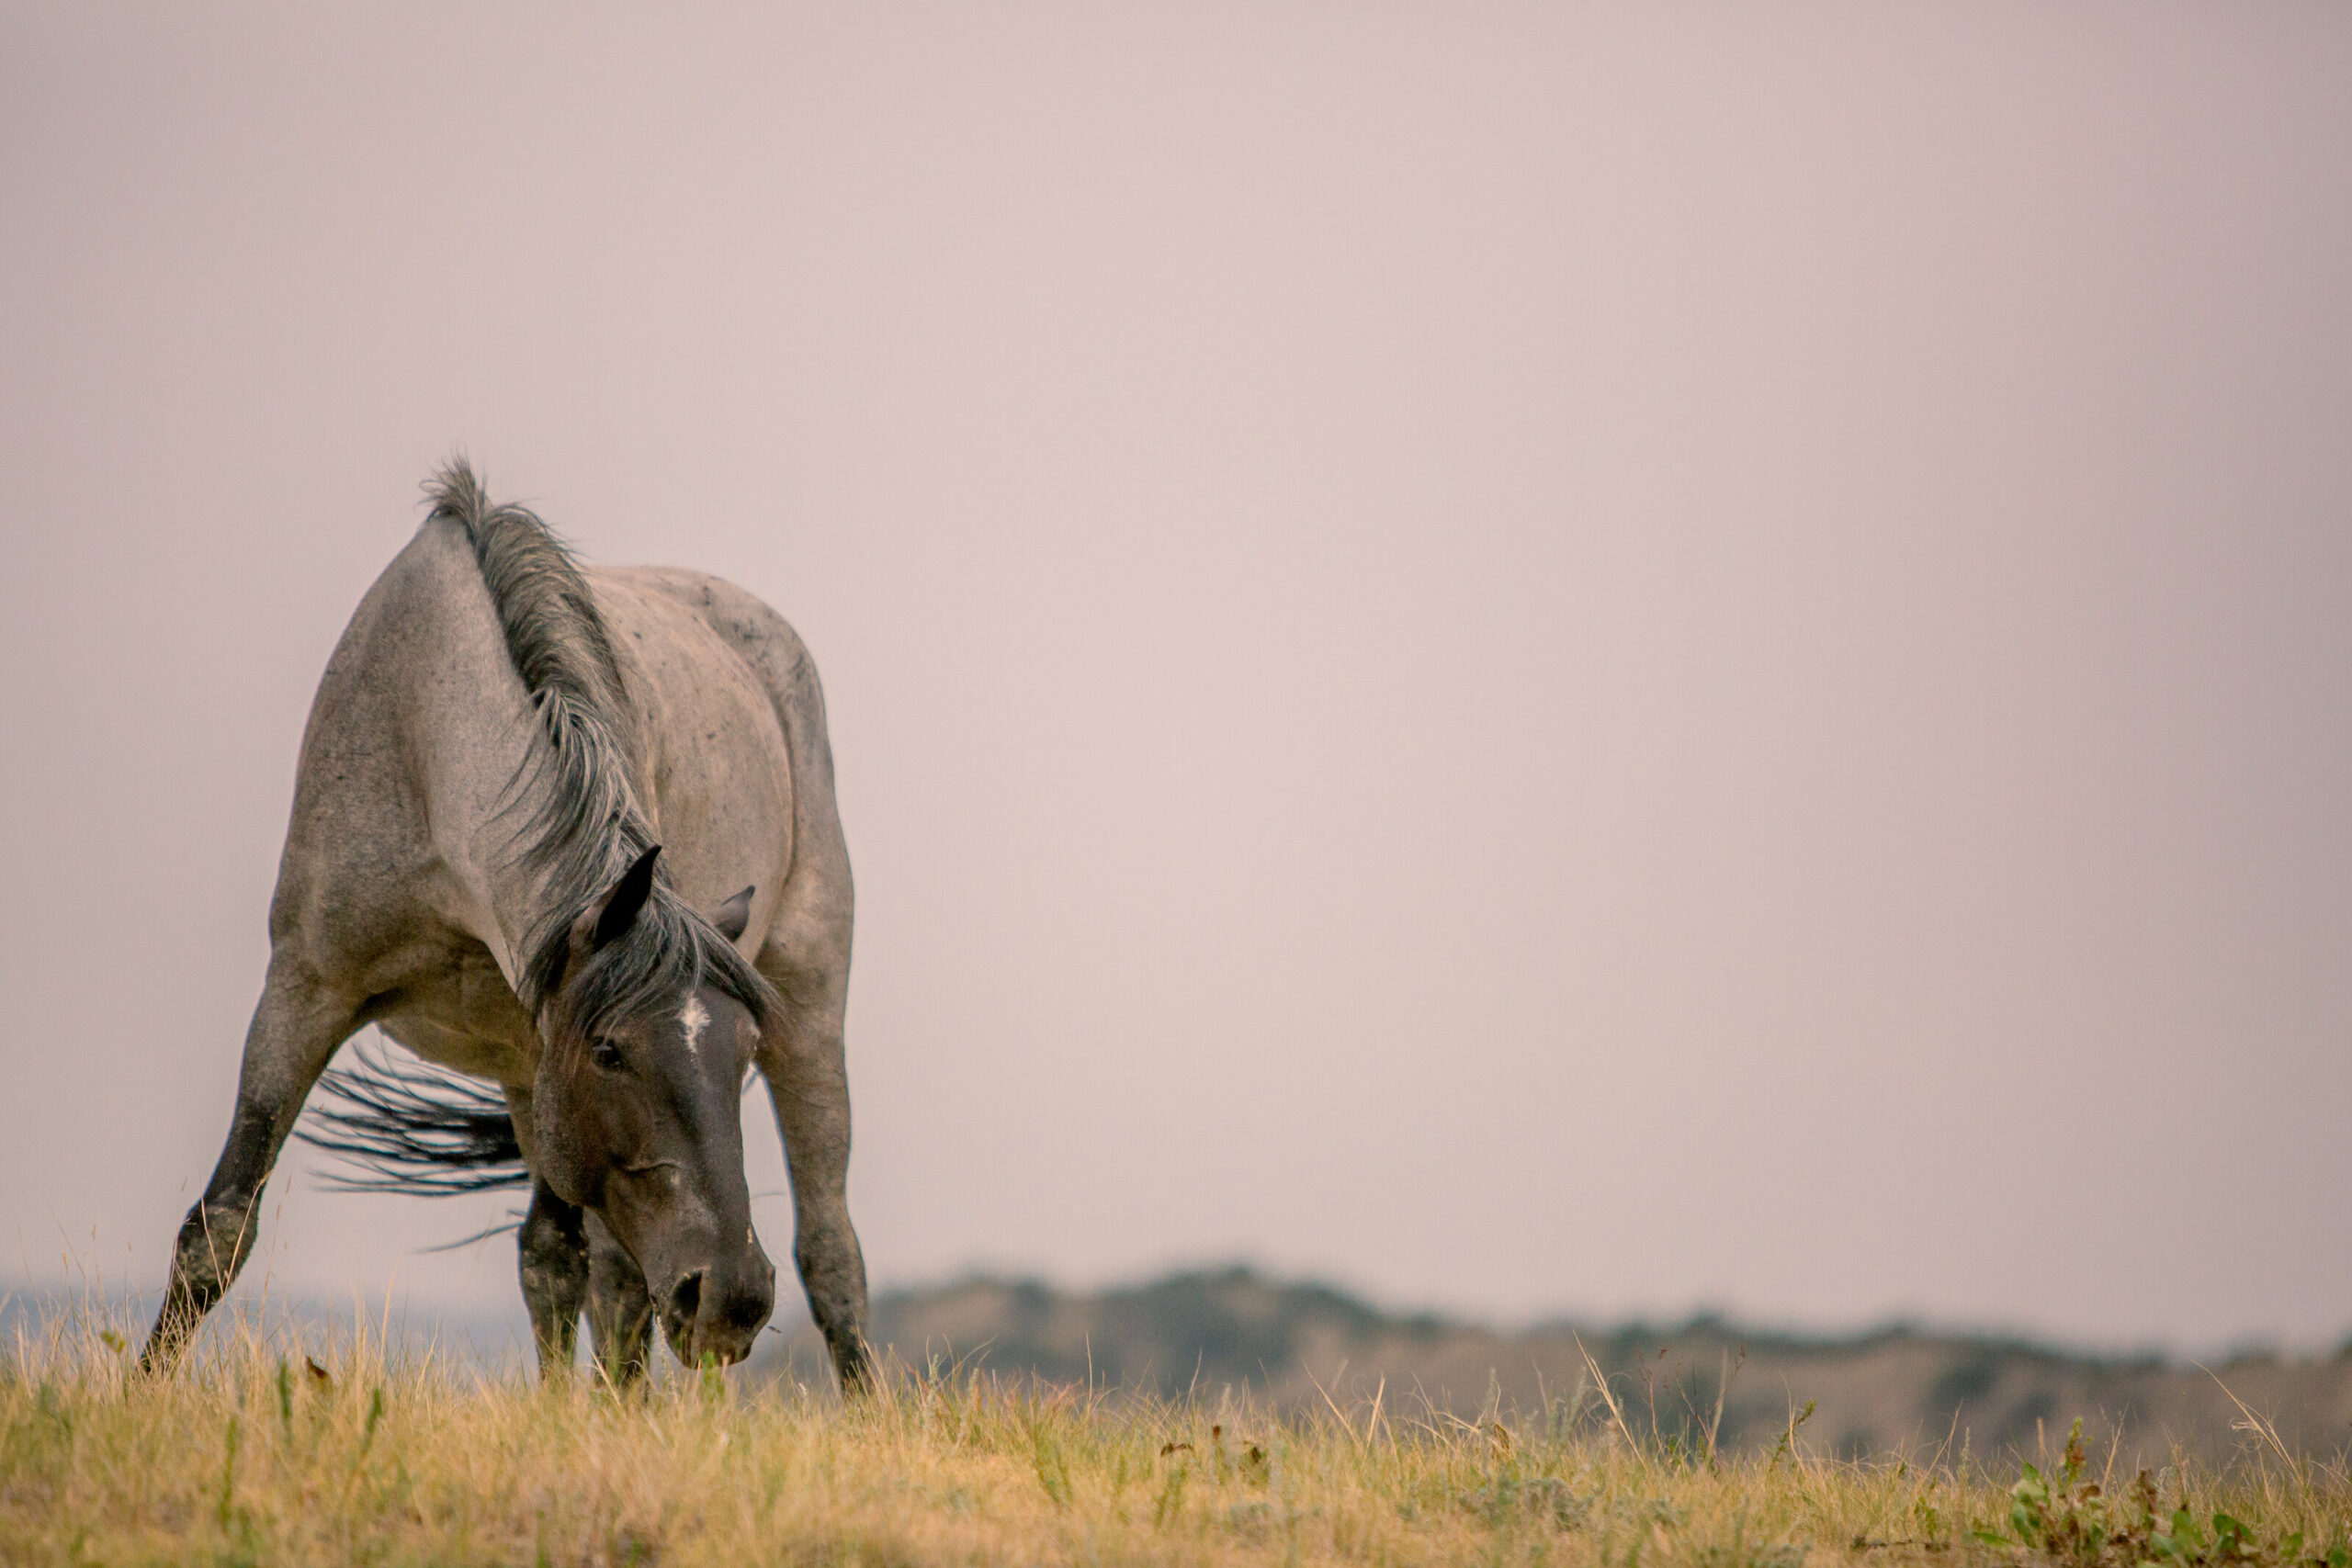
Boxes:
[605,566,852,979]
[585,564,798,924]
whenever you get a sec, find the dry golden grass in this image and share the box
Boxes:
[5,1301,2348,1567]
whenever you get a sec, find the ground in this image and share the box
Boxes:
[6,1302,2351,1567]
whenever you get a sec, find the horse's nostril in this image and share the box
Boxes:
[721,1283,772,1333]
[669,1269,705,1325]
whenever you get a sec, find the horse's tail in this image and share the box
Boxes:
[295,1038,529,1195]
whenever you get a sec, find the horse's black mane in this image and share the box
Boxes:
[297,459,778,1199]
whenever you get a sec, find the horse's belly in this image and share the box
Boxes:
[375,943,537,1085]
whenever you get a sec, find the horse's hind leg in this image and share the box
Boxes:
[512,1186,653,1387]
[141,952,358,1371]
[515,1178,590,1380]
[502,1087,594,1382]
[585,1213,653,1387]
[499,1094,649,1387]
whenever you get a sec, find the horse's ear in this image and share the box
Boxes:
[571,844,662,964]
[714,885,756,944]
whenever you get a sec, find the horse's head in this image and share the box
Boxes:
[530,845,777,1367]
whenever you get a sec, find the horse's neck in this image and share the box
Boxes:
[470,819,652,1004]
[474,862,556,996]
[448,651,662,1004]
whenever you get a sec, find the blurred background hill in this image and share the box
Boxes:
[14,1262,2346,1464]
[760,1267,2352,1466]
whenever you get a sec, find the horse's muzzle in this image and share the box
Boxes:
[662,1254,776,1366]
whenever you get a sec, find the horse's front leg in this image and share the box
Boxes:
[141,952,358,1372]
[756,940,872,1393]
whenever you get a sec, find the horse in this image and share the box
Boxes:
[140,461,871,1390]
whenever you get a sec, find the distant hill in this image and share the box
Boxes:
[755,1267,2352,1464]
[15,1268,2346,1463]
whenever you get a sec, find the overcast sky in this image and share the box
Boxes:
[3,5,2348,1357]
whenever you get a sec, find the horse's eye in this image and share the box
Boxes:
[588,1037,626,1072]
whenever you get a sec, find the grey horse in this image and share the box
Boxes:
[141,462,870,1389]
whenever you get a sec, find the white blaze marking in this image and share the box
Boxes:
[678,995,711,1058]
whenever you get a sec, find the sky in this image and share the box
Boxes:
[2,4,2348,1358]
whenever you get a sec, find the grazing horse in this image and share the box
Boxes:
[141,462,871,1389]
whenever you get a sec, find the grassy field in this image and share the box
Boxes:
[5,1305,2349,1567]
